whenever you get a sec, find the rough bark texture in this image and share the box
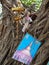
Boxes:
[0,0,49,65]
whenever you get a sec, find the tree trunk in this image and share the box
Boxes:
[0,0,49,65]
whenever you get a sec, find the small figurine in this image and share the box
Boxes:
[22,11,37,33]
[22,9,32,32]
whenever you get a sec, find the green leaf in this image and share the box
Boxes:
[21,0,42,11]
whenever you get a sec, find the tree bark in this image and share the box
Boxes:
[0,0,49,65]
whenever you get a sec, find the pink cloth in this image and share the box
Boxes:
[25,16,30,21]
[25,15,32,22]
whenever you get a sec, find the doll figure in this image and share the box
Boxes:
[22,9,32,32]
